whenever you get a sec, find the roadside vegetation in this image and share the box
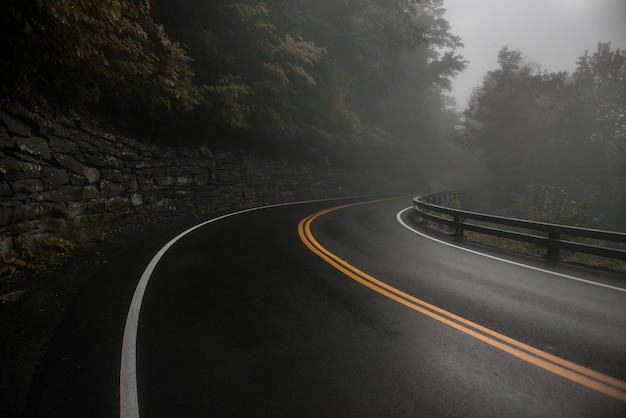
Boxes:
[0,225,103,276]
[453,44,626,231]
[0,0,465,278]
[3,1,622,217]
[432,187,626,274]
[1,0,465,173]
[1,1,624,275]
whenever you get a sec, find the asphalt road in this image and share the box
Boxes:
[26,197,626,417]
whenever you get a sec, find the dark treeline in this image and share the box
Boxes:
[2,1,624,228]
[454,43,626,230]
[1,0,465,176]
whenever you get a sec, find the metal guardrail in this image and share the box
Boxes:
[413,191,626,261]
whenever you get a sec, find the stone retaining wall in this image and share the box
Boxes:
[0,103,397,257]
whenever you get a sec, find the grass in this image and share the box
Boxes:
[0,250,31,276]
[423,192,626,275]
[463,230,626,274]
[0,224,107,277]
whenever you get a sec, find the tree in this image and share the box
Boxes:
[571,42,626,228]
[574,43,626,175]
[378,0,466,181]
[453,47,569,203]
[151,0,326,145]
[3,0,468,175]
[1,0,200,129]
[284,0,465,165]
[453,43,626,229]
[150,0,465,170]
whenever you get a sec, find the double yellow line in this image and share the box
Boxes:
[298,203,626,403]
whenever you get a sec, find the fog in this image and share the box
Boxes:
[443,0,626,108]
[2,1,625,228]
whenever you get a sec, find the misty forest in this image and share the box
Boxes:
[2,0,625,230]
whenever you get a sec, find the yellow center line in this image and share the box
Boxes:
[298,203,626,403]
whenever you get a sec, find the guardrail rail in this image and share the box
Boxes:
[413,191,626,261]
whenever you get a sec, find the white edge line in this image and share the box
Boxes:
[122,200,626,417]
[396,207,626,293]
[120,197,350,418]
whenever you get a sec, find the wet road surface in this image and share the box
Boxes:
[26,197,626,417]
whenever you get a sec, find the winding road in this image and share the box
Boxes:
[26,196,626,417]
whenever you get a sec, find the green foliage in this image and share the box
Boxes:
[0,235,79,276]
[2,0,465,166]
[447,199,462,210]
[463,230,626,273]
[560,252,626,274]
[154,0,463,150]
[462,185,625,273]
[2,0,200,120]
[453,46,561,198]
[509,182,598,228]
[0,250,30,276]
[465,231,542,257]
[42,236,77,256]
[376,0,466,178]
[453,43,625,228]
[151,0,328,143]
[572,43,626,221]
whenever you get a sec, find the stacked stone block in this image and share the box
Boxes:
[0,103,391,256]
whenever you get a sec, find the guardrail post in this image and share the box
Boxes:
[414,191,626,263]
[546,231,560,260]
[454,215,464,239]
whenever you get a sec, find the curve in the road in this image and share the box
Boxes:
[298,202,626,403]
[119,199,344,418]
[396,207,626,293]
